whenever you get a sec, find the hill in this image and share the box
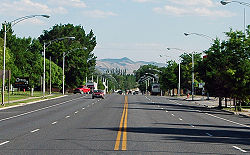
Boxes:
[96,57,165,74]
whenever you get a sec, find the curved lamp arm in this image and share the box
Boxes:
[184,32,215,41]
[221,0,250,7]
[5,14,50,32]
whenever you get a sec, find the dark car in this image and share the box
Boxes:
[92,90,104,99]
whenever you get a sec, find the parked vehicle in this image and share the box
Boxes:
[73,85,90,94]
[151,83,161,95]
[92,89,104,99]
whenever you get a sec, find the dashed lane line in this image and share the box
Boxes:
[52,121,57,125]
[171,114,175,116]
[205,133,213,137]
[30,129,40,133]
[179,118,183,121]
[189,124,195,128]
[0,97,86,123]
[65,116,70,118]
[0,141,10,146]
[206,113,250,128]
[82,107,85,110]
[233,146,247,153]
[75,111,79,114]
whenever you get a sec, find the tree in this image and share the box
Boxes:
[180,52,202,93]
[38,24,97,89]
[159,61,178,95]
[197,27,250,108]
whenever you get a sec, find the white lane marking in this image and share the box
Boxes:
[206,133,213,137]
[171,114,175,116]
[189,124,195,128]
[206,113,250,128]
[82,107,85,109]
[233,146,247,153]
[65,116,70,118]
[52,121,57,125]
[0,97,86,123]
[0,141,10,146]
[31,129,40,133]
[161,108,164,109]
[166,111,168,112]
[179,118,183,121]
[75,111,78,114]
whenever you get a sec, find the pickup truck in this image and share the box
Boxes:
[73,85,90,94]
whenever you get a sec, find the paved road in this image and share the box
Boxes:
[0,94,249,154]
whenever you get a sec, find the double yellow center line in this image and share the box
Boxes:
[114,96,128,151]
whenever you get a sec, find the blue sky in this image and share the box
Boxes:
[0,0,249,63]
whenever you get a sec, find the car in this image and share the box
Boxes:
[73,85,90,94]
[117,90,122,95]
[92,90,104,99]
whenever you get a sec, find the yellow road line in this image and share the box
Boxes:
[122,96,128,150]
[114,96,127,150]
[114,96,128,151]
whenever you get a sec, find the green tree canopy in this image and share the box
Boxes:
[38,24,97,89]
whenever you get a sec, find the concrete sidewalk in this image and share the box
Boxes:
[168,95,250,117]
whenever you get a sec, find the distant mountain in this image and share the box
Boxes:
[96,57,165,74]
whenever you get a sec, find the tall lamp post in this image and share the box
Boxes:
[1,14,50,105]
[62,47,87,94]
[221,0,250,35]
[184,32,216,100]
[43,37,75,97]
[166,47,187,96]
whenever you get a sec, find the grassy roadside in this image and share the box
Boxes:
[0,92,63,108]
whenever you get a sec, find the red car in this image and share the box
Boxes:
[92,90,104,99]
[73,85,90,94]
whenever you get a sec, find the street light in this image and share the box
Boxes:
[221,0,250,7]
[184,33,215,41]
[221,0,250,35]
[43,37,75,97]
[145,73,159,83]
[62,47,87,94]
[166,47,187,97]
[184,32,216,100]
[1,14,50,105]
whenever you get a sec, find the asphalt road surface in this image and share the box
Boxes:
[0,94,249,154]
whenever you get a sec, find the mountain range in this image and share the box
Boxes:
[96,57,165,74]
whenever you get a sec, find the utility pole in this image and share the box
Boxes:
[49,56,51,95]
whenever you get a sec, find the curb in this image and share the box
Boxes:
[0,95,67,111]
[221,109,250,118]
[166,96,250,118]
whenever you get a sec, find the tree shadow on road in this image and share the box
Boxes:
[87,126,250,146]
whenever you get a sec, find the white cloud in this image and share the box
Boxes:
[168,0,215,7]
[0,0,52,16]
[154,5,188,15]
[83,10,118,18]
[153,4,235,17]
[48,0,87,8]
[132,0,156,3]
